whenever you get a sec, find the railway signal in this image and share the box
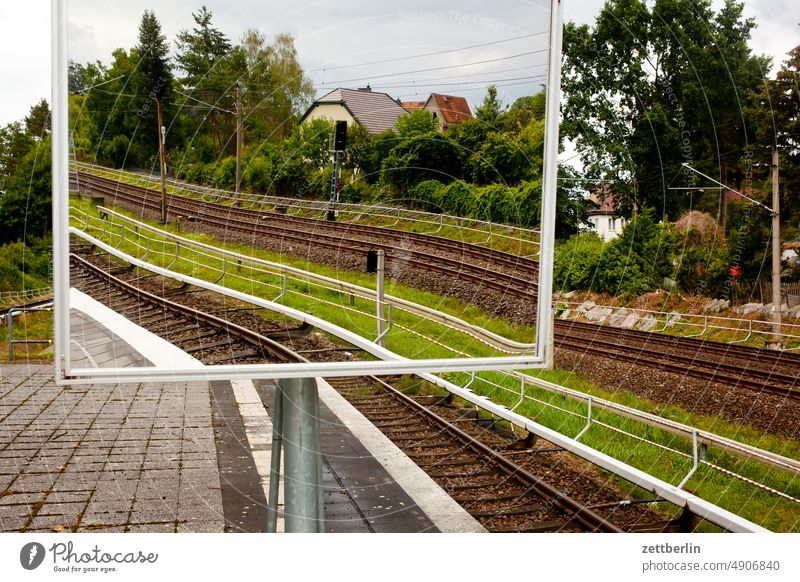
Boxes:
[327,120,347,221]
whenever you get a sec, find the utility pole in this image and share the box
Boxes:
[235,80,242,207]
[156,98,167,223]
[682,161,784,349]
[771,146,782,344]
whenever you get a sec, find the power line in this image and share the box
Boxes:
[316,31,548,71]
[395,78,541,100]
[173,88,234,115]
[326,74,546,91]
[315,63,547,90]
[318,49,548,86]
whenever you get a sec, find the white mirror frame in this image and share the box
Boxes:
[51,0,563,384]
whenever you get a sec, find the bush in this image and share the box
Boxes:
[594,209,676,296]
[553,233,605,291]
[212,157,237,189]
[0,240,51,292]
[98,134,131,168]
[381,132,461,192]
[243,157,272,193]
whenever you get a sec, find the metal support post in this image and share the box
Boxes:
[327,151,342,221]
[575,397,593,441]
[266,383,285,533]
[280,377,325,533]
[376,250,386,347]
[274,275,288,302]
[235,81,242,208]
[7,309,20,360]
[678,430,700,489]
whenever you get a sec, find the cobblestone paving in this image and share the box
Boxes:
[0,364,225,533]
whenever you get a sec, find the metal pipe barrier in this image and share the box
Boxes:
[68,229,782,532]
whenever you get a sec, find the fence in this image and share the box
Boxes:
[0,288,52,306]
[731,281,800,307]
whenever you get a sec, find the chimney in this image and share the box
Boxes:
[358,84,372,92]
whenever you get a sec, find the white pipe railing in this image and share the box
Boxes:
[79,206,535,353]
[70,207,800,478]
[67,227,771,533]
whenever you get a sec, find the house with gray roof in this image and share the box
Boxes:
[300,87,409,135]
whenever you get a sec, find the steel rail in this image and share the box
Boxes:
[75,249,619,533]
[75,162,541,247]
[70,254,304,365]
[77,172,540,285]
[367,376,623,532]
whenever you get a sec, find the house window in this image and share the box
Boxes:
[608,217,613,230]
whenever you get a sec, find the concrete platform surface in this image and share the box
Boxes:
[0,291,483,533]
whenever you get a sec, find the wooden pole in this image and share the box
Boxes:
[771,146,781,344]
[157,98,167,223]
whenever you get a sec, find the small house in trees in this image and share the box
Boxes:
[586,187,627,241]
[300,87,409,135]
[419,94,473,130]
[301,88,474,134]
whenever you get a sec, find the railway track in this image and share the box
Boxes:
[70,247,679,533]
[77,172,539,300]
[70,254,299,365]
[555,319,800,400]
[328,376,692,532]
[73,171,800,401]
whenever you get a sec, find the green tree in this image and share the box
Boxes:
[24,99,51,139]
[0,137,52,244]
[175,6,238,155]
[595,209,676,295]
[83,51,146,165]
[240,30,314,141]
[501,93,546,134]
[475,85,505,126]
[562,0,768,222]
[748,42,800,226]
[133,10,172,163]
[0,122,34,189]
[395,109,438,137]
[381,133,461,192]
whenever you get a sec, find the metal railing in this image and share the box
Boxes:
[0,288,52,305]
[556,300,800,349]
[70,226,779,532]
[69,209,800,524]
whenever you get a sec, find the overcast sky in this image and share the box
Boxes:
[0,1,798,128]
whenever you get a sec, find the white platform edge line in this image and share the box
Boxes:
[69,288,203,370]
[316,378,487,533]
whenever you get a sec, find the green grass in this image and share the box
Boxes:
[70,196,800,532]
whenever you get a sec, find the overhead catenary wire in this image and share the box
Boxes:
[315,30,549,71]
[317,49,548,87]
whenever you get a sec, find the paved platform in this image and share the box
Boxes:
[0,290,483,533]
